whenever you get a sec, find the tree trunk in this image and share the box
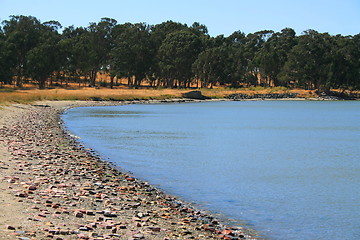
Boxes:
[110,76,114,89]
[90,70,97,87]
[38,76,46,89]
[16,74,22,87]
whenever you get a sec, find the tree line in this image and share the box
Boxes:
[0,15,359,91]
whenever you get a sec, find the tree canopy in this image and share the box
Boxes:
[0,15,359,91]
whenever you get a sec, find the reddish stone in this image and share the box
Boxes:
[117,186,128,191]
[77,233,89,239]
[28,185,37,191]
[221,229,233,236]
[126,177,135,181]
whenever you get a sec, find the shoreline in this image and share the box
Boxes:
[0,100,260,240]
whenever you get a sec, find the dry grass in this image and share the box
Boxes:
[0,88,187,104]
[0,86,317,104]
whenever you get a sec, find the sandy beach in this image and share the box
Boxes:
[0,100,257,240]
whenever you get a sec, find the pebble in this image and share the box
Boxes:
[7,225,16,230]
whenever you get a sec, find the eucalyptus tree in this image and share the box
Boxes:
[330,34,360,91]
[243,30,274,84]
[59,26,91,85]
[255,28,297,86]
[225,31,253,86]
[110,22,154,88]
[0,26,14,85]
[158,30,203,87]
[281,30,333,91]
[85,18,118,87]
[150,21,188,84]
[2,15,42,87]
[26,21,62,88]
[192,46,232,88]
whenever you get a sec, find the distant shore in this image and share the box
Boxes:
[0,100,260,240]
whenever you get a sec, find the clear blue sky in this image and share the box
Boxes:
[0,0,359,36]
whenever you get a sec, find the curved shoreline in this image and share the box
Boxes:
[0,100,260,240]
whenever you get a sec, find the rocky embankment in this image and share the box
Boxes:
[0,102,258,240]
[227,93,299,100]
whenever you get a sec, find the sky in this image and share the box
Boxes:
[0,0,359,37]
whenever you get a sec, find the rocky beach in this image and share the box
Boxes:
[0,101,258,240]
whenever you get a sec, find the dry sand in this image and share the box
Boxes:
[0,100,258,240]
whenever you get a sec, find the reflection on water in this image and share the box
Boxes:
[63,101,360,240]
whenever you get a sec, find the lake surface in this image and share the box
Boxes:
[62,101,360,240]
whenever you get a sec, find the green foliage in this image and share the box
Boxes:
[0,16,359,91]
[158,30,203,87]
[280,30,334,91]
[110,23,154,88]
[2,15,42,87]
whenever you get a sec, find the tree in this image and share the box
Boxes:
[110,23,154,88]
[225,31,252,86]
[193,46,231,88]
[85,18,118,87]
[2,15,42,87]
[330,34,360,91]
[255,28,297,86]
[281,30,333,91]
[26,21,62,88]
[158,30,203,87]
[243,30,274,84]
[149,21,188,84]
[58,26,90,86]
[0,27,14,86]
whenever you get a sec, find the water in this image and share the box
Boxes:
[62,101,360,240]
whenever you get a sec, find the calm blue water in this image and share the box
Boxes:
[62,101,360,240]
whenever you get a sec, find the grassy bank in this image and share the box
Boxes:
[0,86,317,104]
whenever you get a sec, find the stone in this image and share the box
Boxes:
[126,177,135,182]
[86,210,95,215]
[103,211,117,217]
[221,229,233,235]
[77,233,90,239]
[182,91,209,100]
[133,233,144,239]
[75,211,84,218]
[6,225,16,230]
[149,227,161,232]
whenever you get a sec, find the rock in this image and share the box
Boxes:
[222,229,233,235]
[6,225,16,230]
[15,192,28,198]
[77,233,90,239]
[182,91,209,100]
[75,211,84,218]
[133,233,144,239]
[51,203,61,208]
[103,211,117,217]
[148,227,161,232]
[86,210,95,215]
[227,92,299,100]
[27,185,37,191]
[126,177,135,182]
